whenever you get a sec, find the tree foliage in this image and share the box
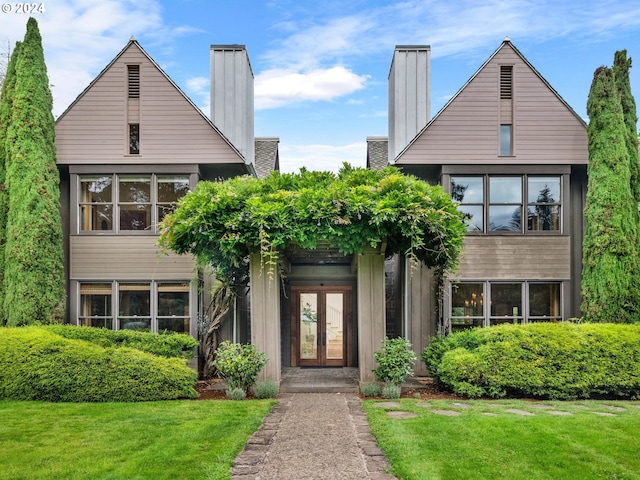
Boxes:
[3,18,65,325]
[581,65,639,323]
[159,164,466,287]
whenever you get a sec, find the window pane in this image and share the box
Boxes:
[157,176,190,203]
[528,205,560,231]
[120,204,151,230]
[500,125,512,155]
[158,318,189,333]
[81,176,112,203]
[459,205,483,232]
[80,204,113,231]
[490,177,521,203]
[129,124,139,154]
[451,177,483,203]
[80,283,112,329]
[490,283,522,318]
[119,284,150,331]
[529,283,561,318]
[451,283,484,317]
[489,205,522,231]
[528,177,560,204]
[158,283,190,317]
[119,177,150,203]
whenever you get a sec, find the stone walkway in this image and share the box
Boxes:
[231,393,396,480]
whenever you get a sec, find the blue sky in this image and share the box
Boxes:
[2,0,640,172]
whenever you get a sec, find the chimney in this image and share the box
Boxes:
[210,45,255,165]
[388,45,430,161]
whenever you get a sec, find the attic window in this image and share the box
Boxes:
[500,65,513,99]
[128,65,140,98]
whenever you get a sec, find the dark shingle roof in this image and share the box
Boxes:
[254,137,280,178]
[366,136,388,171]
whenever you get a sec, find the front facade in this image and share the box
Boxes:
[56,37,588,383]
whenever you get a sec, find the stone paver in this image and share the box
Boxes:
[603,405,626,412]
[450,402,472,409]
[505,408,535,416]
[431,409,461,417]
[373,402,402,409]
[590,411,616,417]
[546,410,573,416]
[386,411,417,419]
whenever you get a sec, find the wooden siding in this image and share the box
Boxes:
[457,236,571,280]
[56,42,244,165]
[69,235,195,280]
[397,43,587,165]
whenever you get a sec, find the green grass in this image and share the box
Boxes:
[364,398,640,480]
[0,399,276,480]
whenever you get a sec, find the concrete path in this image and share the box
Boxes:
[232,393,397,480]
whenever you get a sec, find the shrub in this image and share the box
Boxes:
[373,337,417,386]
[225,387,247,400]
[0,327,197,402]
[253,380,279,399]
[211,341,267,393]
[382,384,401,399]
[423,323,640,399]
[361,382,382,397]
[43,325,198,360]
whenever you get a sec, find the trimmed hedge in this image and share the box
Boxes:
[423,323,640,399]
[0,327,198,402]
[43,325,198,360]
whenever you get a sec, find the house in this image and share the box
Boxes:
[56,37,587,384]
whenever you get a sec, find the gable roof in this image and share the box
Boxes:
[366,136,389,171]
[56,38,246,164]
[254,137,280,178]
[394,38,588,164]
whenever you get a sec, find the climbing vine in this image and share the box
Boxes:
[158,164,466,287]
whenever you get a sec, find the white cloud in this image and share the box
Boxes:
[255,66,369,109]
[184,76,210,116]
[278,142,366,173]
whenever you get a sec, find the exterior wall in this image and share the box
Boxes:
[56,42,245,166]
[406,261,437,375]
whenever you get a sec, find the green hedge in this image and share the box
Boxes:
[0,327,198,402]
[423,323,640,399]
[43,325,198,360]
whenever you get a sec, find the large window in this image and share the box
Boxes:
[78,174,189,233]
[78,281,191,334]
[449,281,562,332]
[450,175,561,234]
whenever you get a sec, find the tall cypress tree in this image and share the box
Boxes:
[0,41,21,326]
[581,66,639,323]
[4,18,65,325]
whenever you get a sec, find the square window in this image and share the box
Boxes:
[490,283,522,325]
[529,283,561,321]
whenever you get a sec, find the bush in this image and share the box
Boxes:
[43,325,198,360]
[225,387,247,400]
[0,327,197,402]
[423,323,640,399]
[211,341,267,393]
[382,384,401,399]
[361,383,382,397]
[253,380,279,399]
[373,337,417,386]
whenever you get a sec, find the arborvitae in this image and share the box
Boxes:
[0,41,20,326]
[4,18,65,325]
[581,66,639,323]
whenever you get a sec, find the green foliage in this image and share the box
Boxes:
[211,341,267,392]
[381,383,401,399]
[0,327,198,402]
[373,337,417,386]
[423,323,640,399]
[4,18,65,325]
[42,324,198,360]
[253,379,279,399]
[225,386,247,400]
[361,382,382,397]
[0,42,21,326]
[159,164,466,286]
[582,64,640,323]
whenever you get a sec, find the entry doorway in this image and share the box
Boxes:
[291,286,352,367]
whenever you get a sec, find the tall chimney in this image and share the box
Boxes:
[210,45,255,165]
[388,45,430,161]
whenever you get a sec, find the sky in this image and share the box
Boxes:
[1,0,640,173]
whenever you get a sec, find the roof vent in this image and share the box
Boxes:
[128,65,140,98]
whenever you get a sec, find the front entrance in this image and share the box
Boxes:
[291,286,352,366]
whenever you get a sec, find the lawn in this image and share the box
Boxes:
[363,398,640,480]
[0,399,276,480]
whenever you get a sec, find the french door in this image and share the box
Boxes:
[292,286,351,367]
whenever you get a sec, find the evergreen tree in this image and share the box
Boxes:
[0,41,20,325]
[4,18,65,325]
[581,66,639,323]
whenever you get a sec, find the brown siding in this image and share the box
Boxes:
[69,235,195,280]
[457,236,571,280]
[398,43,587,165]
[56,43,243,165]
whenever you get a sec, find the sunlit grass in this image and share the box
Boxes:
[0,399,275,480]
[364,398,640,480]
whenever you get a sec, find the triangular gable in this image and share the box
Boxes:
[56,39,246,166]
[396,39,587,165]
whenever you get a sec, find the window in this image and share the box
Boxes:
[78,174,190,234]
[500,65,513,99]
[500,124,512,156]
[128,65,140,98]
[129,123,140,155]
[448,281,562,332]
[450,175,562,234]
[79,281,191,334]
